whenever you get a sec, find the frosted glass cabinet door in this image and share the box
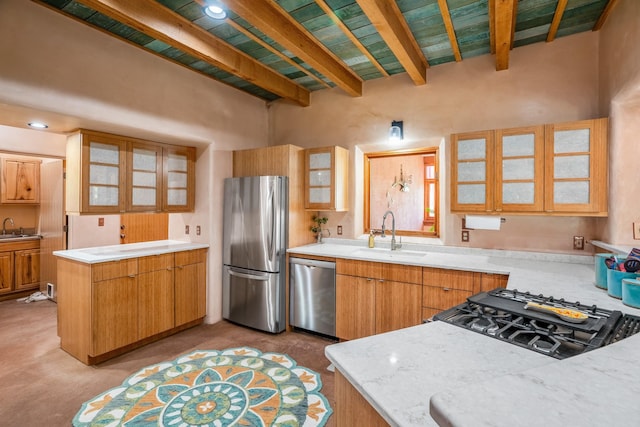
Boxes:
[162,146,195,212]
[84,138,126,212]
[451,131,494,212]
[304,146,349,211]
[127,143,162,211]
[544,118,608,215]
[495,126,544,212]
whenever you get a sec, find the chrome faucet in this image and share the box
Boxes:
[380,210,402,251]
[2,217,14,235]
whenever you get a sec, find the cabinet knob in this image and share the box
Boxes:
[120,234,126,239]
[120,225,126,230]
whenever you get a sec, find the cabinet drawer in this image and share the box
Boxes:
[175,249,207,267]
[423,267,476,292]
[337,259,383,278]
[423,285,472,310]
[422,307,442,321]
[92,259,138,282]
[337,259,421,283]
[139,253,174,273]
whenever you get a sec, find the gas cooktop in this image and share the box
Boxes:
[434,288,640,359]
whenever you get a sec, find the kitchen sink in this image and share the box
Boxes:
[0,234,41,241]
[351,247,426,259]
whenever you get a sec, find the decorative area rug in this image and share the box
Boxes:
[73,347,332,426]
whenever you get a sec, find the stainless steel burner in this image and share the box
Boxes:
[434,288,639,360]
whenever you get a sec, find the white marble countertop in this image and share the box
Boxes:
[53,240,209,263]
[288,239,640,427]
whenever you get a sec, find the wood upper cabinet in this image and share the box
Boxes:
[66,130,127,214]
[162,146,195,212]
[66,130,196,214]
[495,126,545,212]
[451,118,608,216]
[544,118,608,215]
[451,130,494,212]
[127,142,163,212]
[1,158,41,204]
[336,259,421,340]
[304,146,349,211]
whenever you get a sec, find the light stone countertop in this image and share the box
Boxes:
[288,239,640,427]
[53,239,209,264]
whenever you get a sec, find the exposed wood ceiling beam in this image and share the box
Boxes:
[223,18,332,89]
[489,0,496,54]
[492,0,517,71]
[547,0,568,42]
[223,0,362,97]
[593,0,620,31]
[314,0,389,77]
[75,0,310,106]
[356,0,428,85]
[437,0,462,62]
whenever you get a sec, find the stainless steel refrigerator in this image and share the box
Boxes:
[222,176,288,333]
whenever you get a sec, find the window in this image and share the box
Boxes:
[364,148,439,237]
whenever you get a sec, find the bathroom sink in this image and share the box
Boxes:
[351,247,426,259]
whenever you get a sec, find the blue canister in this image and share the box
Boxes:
[595,253,614,289]
[607,266,637,299]
[622,279,640,308]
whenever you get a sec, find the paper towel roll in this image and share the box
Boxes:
[465,215,501,230]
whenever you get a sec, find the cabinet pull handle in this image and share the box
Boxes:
[366,278,373,281]
[176,266,183,270]
[167,267,173,271]
[443,287,451,291]
[128,275,135,279]
[378,279,384,282]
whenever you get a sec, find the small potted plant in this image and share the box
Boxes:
[310,215,329,243]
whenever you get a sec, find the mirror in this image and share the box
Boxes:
[364,148,439,237]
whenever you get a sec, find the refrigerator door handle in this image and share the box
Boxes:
[228,268,271,281]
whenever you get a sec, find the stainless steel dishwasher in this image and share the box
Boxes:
[289,257,336,337]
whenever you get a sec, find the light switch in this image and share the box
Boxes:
[98,217,104,227]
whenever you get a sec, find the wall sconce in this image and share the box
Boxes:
[389,120,403,142]
[204,1,227,19]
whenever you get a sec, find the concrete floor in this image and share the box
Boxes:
[0,298,337,426]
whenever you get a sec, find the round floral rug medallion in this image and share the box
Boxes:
[73,347,332,426]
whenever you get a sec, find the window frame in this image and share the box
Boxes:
[364,147,439,237]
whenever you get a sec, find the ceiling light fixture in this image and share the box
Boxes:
[204,1,227,19]
[28,122,48,129]
[389,120,403,142]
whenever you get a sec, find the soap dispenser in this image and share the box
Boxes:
[368,230,375,248]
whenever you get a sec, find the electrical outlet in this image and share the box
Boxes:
[98,217,104,226]
[634,222,640,240]
[337,225,342,235]
[196,225,201,236]
[573,236,584,250]
[461,230,469,242]
[185,225,190,235]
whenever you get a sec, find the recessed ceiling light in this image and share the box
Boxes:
[204,2,227,19]
[28,122,48,129]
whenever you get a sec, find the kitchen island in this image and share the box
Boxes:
[288,240,640,426]
[54,240,208,365]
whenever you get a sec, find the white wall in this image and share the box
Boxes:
[598,0,640,246]
[269,31,602,254]
[0,0,272,324]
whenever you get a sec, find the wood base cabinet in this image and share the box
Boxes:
[335,370,389,426]
[57,248,207,365]
[422,268,508,319]
[0,240,41,299]
[336,259,421,341]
